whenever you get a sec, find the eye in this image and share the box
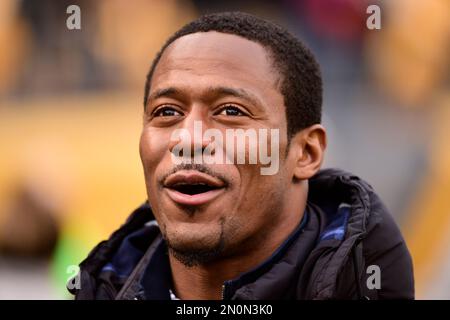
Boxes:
[216,105,247,117]
[153,106,183,117]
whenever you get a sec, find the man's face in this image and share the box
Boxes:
[140,31,293,263]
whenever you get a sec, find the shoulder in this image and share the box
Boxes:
[361,189,415,299]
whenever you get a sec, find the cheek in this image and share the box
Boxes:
[139,127,168,175]
[222,178,284,247]
[140,128,169,216]
[231,168,285,226]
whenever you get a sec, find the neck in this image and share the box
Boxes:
[169,182,308,300]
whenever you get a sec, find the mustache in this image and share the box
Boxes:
[158,163,230,187]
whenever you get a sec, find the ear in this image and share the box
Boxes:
[289,124,327,180]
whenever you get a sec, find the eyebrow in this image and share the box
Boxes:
[147,87,180,102]
[147,86,263,108]
[210,86,262,107]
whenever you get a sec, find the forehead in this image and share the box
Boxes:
[151,31,280,97]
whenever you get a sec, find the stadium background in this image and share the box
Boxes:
[0,0,449,299]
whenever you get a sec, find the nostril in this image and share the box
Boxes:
[169,133,217,159]
[170,145,204,159]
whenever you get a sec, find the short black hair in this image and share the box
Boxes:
[144,12,322,138]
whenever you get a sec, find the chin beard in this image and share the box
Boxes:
[168,241,225,267]
[165,231,226,268]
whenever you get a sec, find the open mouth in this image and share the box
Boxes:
[163,171,227,206]
[169,183,221,195]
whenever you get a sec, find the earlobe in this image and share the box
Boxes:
[292,124,327,180]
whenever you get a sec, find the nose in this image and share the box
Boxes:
[168,109,215,159]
